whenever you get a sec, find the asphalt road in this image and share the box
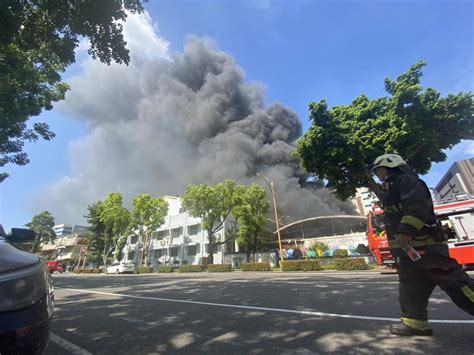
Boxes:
[45,271,474,355]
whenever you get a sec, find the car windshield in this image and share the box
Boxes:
[373,214,386,234]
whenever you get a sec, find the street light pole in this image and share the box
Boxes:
[257,173,284,272]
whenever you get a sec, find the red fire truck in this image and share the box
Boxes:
[367,198,474,269]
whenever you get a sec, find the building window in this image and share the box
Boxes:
[154,230,169,239]
[187,224,200,235]
[187,245,197,256]
[204,244,221,253]
[169,247,179,257]
[179,207,186,213]
[130,235,138,244]
[149,249,164,260]
[225,241,234,253]
[171,227,183,238]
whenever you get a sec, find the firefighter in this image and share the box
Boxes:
[371,153,474,336]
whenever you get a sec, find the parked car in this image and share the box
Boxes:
[106,261,136,274]
[46,261,65,274]
[0,224,54,354]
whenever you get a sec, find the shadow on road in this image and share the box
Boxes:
[47,274,473,354]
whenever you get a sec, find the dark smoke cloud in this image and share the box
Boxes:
[33,13,356,223]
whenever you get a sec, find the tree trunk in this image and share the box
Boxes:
[367,176,386,201]
[102,242,109,269]
[31,234,39,253]
[137,233,146,267]
[141,231,149,267]
[207,230,214,265]
[360,159,386,201]
[252,233,257,262]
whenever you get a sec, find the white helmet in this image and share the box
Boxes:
[371,153,406,173]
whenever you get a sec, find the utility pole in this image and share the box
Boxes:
[257,173,284,272]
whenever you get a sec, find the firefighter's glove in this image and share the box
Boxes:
[396,234,413,249]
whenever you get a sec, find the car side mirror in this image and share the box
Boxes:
[7,228,36,242]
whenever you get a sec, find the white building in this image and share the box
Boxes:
[353,187,379,216]
[122,196,237,266]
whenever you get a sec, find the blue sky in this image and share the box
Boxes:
[1,0,473,229]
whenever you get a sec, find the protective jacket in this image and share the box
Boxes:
[378,166,474,328]
[381,170,445,255]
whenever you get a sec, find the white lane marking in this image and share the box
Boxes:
[59,287,474,324]
[49,332,92,355]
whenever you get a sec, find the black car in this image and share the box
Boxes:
[0,225,54,354]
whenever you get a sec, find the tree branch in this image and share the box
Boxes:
[360,159,385,201]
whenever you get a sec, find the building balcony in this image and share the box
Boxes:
[56,251,80,260]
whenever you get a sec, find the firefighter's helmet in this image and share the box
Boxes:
[371,153,406,173]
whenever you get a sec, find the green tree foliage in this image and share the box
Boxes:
[182,180,239,265]
[295,61,473,200]
[130,193,168,266]
[0,0,145,182]
[99,192,131,263]
[233,184,270,262]
[25,211,55,253]
[114,236,128,262]
[84,193,131,267]
[84,202,106,266]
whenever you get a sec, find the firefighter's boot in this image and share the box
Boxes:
[390,321,433,336]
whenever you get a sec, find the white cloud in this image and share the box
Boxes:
[464,142,474,155]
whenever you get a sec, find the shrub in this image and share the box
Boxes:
[92,268,102,274]
[137,266,153,273]
[333,249,349,258]
[321,263,337,271]
[74,269,83,274]
[207,264,232,272]
[157,266,174,273]
[334,258,369,271]
[241,262,271,272]
[282,260,321,271]
[309,241,329,257]
[179,265,206,273]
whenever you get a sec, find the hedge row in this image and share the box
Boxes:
[334,258,369,270]
[157,266,174,273]
[207,264,232,272]
[241,262,271,272]
[137,266,153,274]
[282,260,321,271]
[179,265,207,273]
[333,249,349,258]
